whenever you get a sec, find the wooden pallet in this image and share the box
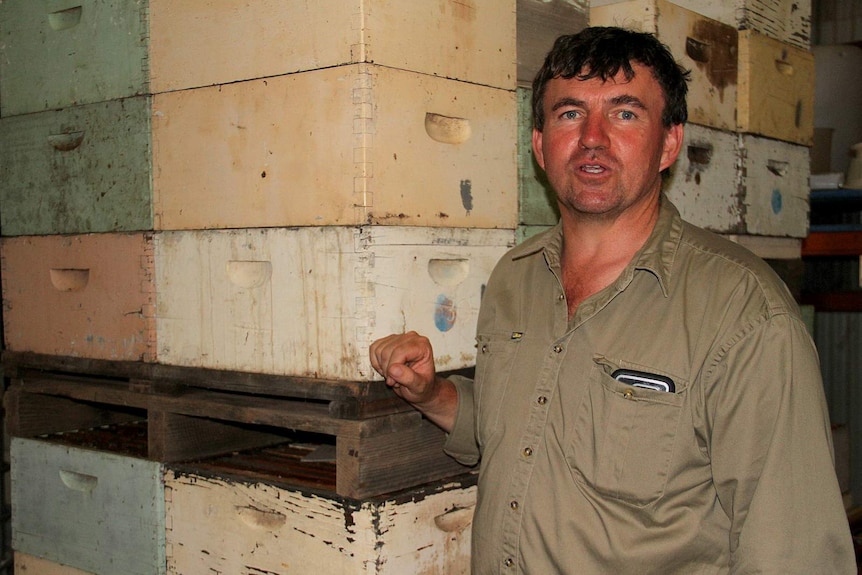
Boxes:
[2,351,473,499]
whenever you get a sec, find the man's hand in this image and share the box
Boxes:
[369,331,458,432]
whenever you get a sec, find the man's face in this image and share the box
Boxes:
[532,64,683,221]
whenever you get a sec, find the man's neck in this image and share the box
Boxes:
[559,200,660,317]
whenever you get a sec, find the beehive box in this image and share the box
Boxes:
[152,65,517,231]
[0,65,517,236]
[0,233,156,361]
[737,30,815,146]
[738,133,810,237]
[590,0,739,132]
[0,0,515,117]
[0,96,153,237]
[165,468,476,575]
[666,124,810,237]
[155,226,513,380]
[11,437,166,575]
[666,123,743,233]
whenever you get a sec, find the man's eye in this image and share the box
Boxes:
[618,110,636,120]
[562,110,579,120]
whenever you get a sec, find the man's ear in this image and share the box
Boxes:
[660,123,684,172]
[531,127,546,171]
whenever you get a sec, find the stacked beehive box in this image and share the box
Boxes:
[0,2,520,573]
[518,0,815,251]
[0,1,519,379]
[591,0,814,244]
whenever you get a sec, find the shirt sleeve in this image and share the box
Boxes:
[706,313,856,574]
[443,374,480,466]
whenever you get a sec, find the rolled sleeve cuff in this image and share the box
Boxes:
[443,374,480,466]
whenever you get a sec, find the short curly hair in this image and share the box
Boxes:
[532,27,690,131]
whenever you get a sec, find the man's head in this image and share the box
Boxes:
[532,27,690,132]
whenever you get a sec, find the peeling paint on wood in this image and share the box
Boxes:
[165,470,476,575]
[666,124,744,234]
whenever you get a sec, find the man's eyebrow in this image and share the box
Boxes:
[550,97,585,113]
[610,94,647,109]
[550,94,648,113]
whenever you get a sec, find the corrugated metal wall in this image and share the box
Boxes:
[816,311,862,507]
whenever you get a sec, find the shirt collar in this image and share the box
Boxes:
[508,195,684,297]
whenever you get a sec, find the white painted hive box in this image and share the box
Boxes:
[155,226,514,380]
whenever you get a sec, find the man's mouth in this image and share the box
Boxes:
[581,164,605,174]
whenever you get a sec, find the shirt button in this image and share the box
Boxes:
[504,558,514,567]
[624,389,634,400]
[510,500,519,510]
[553,345,563,353]
[481,344,488,354]
[537,395,548,405]
[558,293,565,301]
[523,447,533,457]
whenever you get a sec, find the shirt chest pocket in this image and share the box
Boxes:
[565,360,686,507]
[474,332,521,447]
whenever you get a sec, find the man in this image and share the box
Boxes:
[370,27,856,573]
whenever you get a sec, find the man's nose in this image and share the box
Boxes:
[578,114,610,150]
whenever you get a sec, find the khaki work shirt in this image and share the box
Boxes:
[445,198,856,574]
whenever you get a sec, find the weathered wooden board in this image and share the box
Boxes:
[11,437,166,575]
[154,226,512,380]
[165,470,476,575]
[0,97,153,236]
[0,233,156,361]
[152,65,518,230]
[666,123,743,233]
[738,30,815,146]
[591,0,739,133]
[517,0,589,85]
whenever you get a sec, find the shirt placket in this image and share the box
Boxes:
[499,285,572,572]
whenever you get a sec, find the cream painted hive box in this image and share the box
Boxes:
[590,0,739,133]
[152,64,518,231]
[737,30,815,146]
[165,470,476,575]
[0,0,515,117]
[155,226,513,380]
